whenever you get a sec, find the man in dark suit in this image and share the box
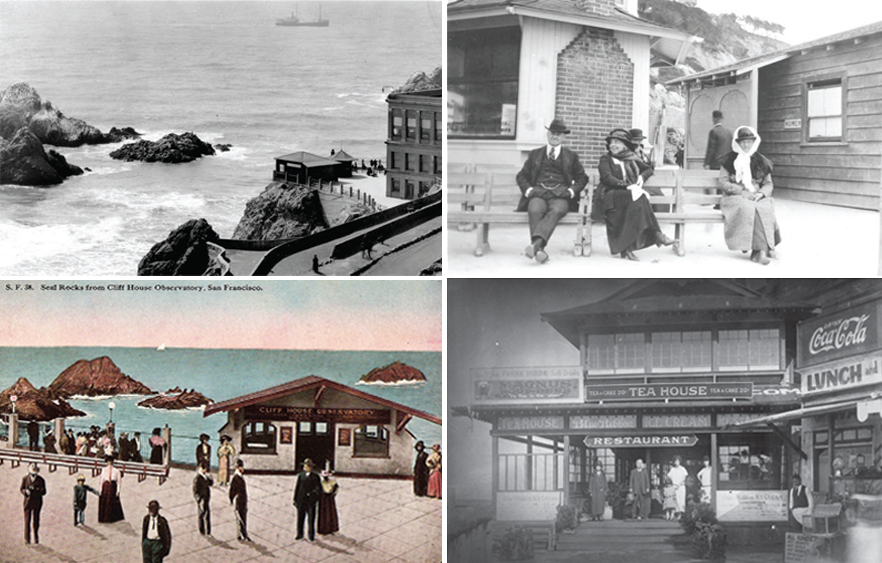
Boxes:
[193,461,213,536]
[142,500,172,563]
[292,458,322,542]
[704,110,733,170]
[27,419,40,451]
[21,463,47,544]
[515,118,589,264]
[229,459,251,541]
[195,434,211,469]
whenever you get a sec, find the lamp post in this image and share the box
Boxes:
[10,394,16,414]
[109,401,115,423]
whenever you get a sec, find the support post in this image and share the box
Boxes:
[563,435,571,507]
[7,413,19,449]
[711,432,718,513]
[162,426,171,466]
[491,435,499,520]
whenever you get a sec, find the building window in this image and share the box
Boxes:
[718,329,780,371]
[718,435,781,489]
[434,113,442,142]
[616,333,645,372]
[298,422,312,434]
[315,422,329,435]
[390,151,398,170]
[406,111,417,140]
[806,78,843,142]
[421,114,432,142]
[434,155,442,175]
[390,178,401,196]
[405,153,414,171]
[391,109,403,139]
[652,331,713,373]
[353,425,389,457]
[420,154,431,173]
[242,421,276,455]
[448,25,520,138]
[498,451,565,491]
[588,334,616,373]
[405,180,415,199]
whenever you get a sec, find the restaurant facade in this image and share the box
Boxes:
[458,279,821,532]
[203,376,442,476]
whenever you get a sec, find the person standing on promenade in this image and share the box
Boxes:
[27,419,40,451]
[229,459,251,541]
[426,444,442,499]
[44,428,57,453]
[704,110,732,171]
[73,474,99,526]
[413,441,429,497]
[149,428,166,465]
[515,118,589,264]
[98,456,125,523]
[132,431,144,462]
[195,434,211,470]
[666,456,689,519]
[317,469,339,536]
[697,457,713,503]
[193,461,213,536]
[292,458,322,542]
[216,435,235,486]
[21,463,46,544]
[789,474,814,530]
[629,458,650,520]
[142,500,172,563]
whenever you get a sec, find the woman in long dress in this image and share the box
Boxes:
[718,125,781,265]
[426,444,442,499]
[597,128,676,260]
[666,456,689,518]
[587,462,608,521]
[317,470,339,535]
[97,456,125,523]
[149,428,166,465]
[216,435,235,486]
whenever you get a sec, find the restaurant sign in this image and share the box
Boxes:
[586,383,752,401]
[798,302,880,367]
[583,434,698,448]
[799,353,882,395]
[473,366,583,404]
[243,405,390,424]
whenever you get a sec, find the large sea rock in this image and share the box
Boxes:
[389,66,442,94]
[138,218,223,276]
[110,132,215,163]
[0,127,84,185]
[359,361,427,385]
[137,389,213,410]
[46,356,153,399]
[232,182,329,240]
[0,377,87,421]
[0,82,139,146]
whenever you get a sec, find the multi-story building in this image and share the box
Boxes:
[385,87,442,200]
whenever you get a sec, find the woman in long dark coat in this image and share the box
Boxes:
[149,428,166,465]
[587,462,608,521]
[597,128,675,260]
[317,470,339,535]
[98,456,125,523]
[413,441,430,497]
[718,125,781,265]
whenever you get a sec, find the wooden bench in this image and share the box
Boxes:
[448,167,723,258]
[488,519,556,552]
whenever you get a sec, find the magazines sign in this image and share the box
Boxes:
[798,302,881,367]
[473,366,583,404]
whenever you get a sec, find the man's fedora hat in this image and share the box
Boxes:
[628,128,646,141]
[546,119,571,134]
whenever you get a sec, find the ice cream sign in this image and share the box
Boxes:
[798,302,881,367]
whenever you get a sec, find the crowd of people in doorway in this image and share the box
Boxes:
[517,116,781,265]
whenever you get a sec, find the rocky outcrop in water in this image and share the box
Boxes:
[0,377,86,421]
[110,132,215,163]
[137,389,213,410]
[390,67,442,94]
[0,127,84,185]
[232,182,329,240]
[47,356,153,399]
[138,218,223,276]
[0,82,139,146]
[359,361,427,384]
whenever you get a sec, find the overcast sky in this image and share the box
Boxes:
[697,0,882,44]
[0,280,441,351]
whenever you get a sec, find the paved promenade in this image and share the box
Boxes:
[0,463,441,563]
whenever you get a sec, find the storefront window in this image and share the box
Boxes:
[242,421,277,455]
[354,425,389,457]
[498,451,565,491]
[718,435,781,489]
[448,26,520,139]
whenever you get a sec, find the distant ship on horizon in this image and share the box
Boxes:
[276,3,329,27]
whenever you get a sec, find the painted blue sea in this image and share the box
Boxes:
[0,1,442,276]
[0,346,442,464]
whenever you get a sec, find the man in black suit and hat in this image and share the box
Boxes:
[292,458,322,542]
[515,118,588,264]
[704,110,733,171]
[142,500,172,562]
[21,463,46,544]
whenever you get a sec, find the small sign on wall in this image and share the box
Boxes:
[784,119,802,129]
[338,427,351,447]
[279,426,293,444]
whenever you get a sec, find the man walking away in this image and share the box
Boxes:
[193,461,213,536]
[230,459,251,541]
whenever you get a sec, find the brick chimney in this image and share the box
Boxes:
[573,0,619,17]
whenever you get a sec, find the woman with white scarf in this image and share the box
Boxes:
[718,126,781,264]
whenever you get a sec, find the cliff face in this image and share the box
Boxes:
[0,127,84,185]
[0,377,86,421]
[232,182,329,240]
[47,356,153,399]
[359,361,427,384]
[138,218,222,276]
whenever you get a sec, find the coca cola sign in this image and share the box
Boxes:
[798,303,881,367]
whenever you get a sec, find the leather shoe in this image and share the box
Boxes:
[750,251,771,265]
[655,232,676,247]
[536,249,549,264]
[621,249,639,261]
[525,244,536,259]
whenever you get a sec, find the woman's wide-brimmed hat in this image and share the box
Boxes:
[735,127,757,141]
[546,119,571,135]
[221,434,231,442]
[606,128,632,145]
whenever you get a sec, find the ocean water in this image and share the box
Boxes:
[0,1,442,276]
[0,346,442,464]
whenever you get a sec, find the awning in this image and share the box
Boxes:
[727,392,882,428]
